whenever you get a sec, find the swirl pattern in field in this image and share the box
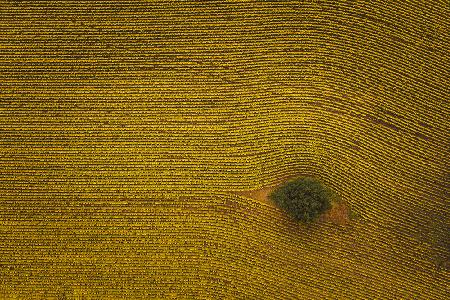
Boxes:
[0,1,448,299]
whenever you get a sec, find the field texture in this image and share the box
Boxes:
[1,0,449,299]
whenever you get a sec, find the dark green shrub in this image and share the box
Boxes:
[269,177,332,223]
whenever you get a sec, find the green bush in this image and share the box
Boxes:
[269,177,332,223]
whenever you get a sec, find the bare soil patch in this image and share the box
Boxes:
[234,185,275,205]
[232,176,351,225]
[318,200,350,225]
[233,174,300,205]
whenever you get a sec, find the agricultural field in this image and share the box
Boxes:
[0,0,448,299]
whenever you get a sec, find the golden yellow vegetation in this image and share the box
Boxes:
[0,0,448,299]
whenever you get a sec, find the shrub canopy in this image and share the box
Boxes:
[269,177,332,223]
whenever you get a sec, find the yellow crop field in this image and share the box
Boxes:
[0,0,448,299]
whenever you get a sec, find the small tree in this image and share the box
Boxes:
[269,177,332,223]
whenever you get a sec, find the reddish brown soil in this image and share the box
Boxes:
[233,174,300,205]
[318,200,350,225]
[234,185,275,205]
[233,177,351,225]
